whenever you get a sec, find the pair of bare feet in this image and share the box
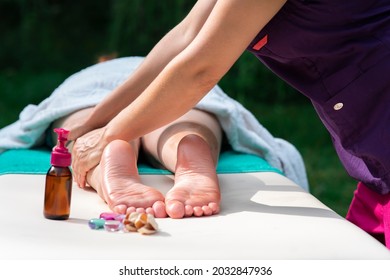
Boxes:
[88,135,221,219]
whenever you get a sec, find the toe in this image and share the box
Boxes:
[193,206,203,217]
[166,200,185,219]
[153,201,167,218]
[126,206,136,215]
[184,205,194,217]
[145,207,154,215]
[202,205,212,216]
[209,202,219,214]
[113,204,127,214]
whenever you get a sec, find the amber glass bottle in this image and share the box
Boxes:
[44,128,73,220]
[44,166,72,220]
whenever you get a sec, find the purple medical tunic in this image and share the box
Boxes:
[247,0,390,194]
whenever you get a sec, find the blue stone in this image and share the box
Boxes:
[88,218,105,229]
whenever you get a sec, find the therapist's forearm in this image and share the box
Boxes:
[103,55,218,143]
[101,0,286,142]
[83,1,217,130]
[84,30,190,129]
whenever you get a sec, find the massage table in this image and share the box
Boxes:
[0,149,389,260]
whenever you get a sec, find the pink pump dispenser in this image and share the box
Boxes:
[44,128,73,220]
[51,128,71,167]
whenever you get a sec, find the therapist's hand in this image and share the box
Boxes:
[71,127,108,188]
[67,123,94,142]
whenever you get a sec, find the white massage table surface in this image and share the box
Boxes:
[1,173,389,260]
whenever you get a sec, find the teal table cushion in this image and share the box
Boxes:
[0,148,281,175]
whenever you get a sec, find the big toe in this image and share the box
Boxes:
[166,200,185,219]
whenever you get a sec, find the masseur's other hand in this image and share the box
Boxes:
[67,123,94,142]
[72,127,108,188]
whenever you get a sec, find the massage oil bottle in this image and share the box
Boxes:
[44,128,73,220]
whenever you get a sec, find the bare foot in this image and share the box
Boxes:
[165,135,221,218]
[98,140,167,217]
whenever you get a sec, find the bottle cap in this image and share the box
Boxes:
[51,128,71,167]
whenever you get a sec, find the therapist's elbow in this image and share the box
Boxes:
[193,67,221,94]
[176,55,222,94]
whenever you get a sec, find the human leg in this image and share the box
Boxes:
[141,109,223,218]
[51,109,167,217]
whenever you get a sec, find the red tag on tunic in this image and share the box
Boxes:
[253,35,268,51]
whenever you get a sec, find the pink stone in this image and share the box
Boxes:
[99,212,117,220]
[104,220,122,232]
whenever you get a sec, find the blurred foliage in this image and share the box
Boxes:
[0,0,304,105]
